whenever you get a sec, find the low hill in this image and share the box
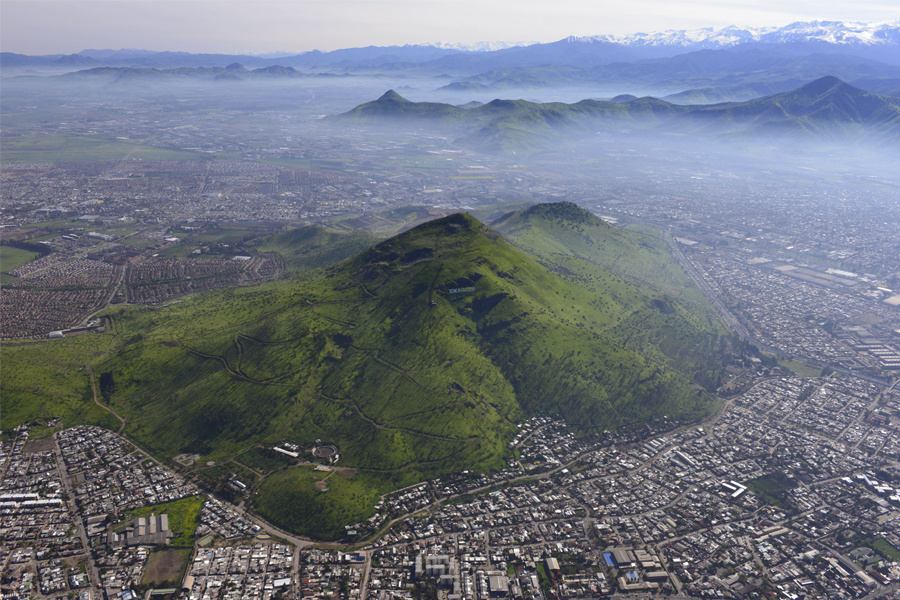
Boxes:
[59,65,310,81]
[256,225,379,271]
[680,76,900,141]
[2,212,727,539]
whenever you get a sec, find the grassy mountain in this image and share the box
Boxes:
[681,76,900,141]
[492,202,730,390]
[2,212,725,539]
[333,91,665,152]
[256,225,380,271]
[335,77,900,153]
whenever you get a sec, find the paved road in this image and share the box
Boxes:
[53,433,101,589]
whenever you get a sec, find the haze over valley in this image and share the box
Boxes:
[2,14,900,600]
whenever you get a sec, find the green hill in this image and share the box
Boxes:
[1,212,726,539]
[256,225,380,271]
[681,76,900,141]
[492,202,731,390]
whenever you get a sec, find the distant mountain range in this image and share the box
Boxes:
[443,47,900,95]
[578,21,900,51]
[429,41,538,52]
[6,22,900,103]
[55,63,347,82]
[333,77,900,151]
[3,21,898,72]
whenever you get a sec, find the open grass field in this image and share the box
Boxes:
[254,467,401,540]
[778,359,823,377]
[0,246,41,274]
[122,495,206,547]
[21,219,85,229]
[0,334,122,431]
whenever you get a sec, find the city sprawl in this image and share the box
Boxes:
[2,73,900,600]
[4,369,900,598]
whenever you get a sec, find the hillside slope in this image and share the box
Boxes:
[493,202,730,390]
[2,213,725,538]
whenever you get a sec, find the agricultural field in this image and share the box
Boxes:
[0,245,41,273]
[0,245,41,283]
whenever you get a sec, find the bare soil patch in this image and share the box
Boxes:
[141,548,191,586]
[23,437,55,454]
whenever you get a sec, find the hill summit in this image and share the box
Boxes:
[378,89,409,102]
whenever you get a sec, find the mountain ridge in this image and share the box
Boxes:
[334,76,900,151]
[4,21,899,72]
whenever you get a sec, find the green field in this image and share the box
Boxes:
[235,446,295,474]
[22,219,85,229]
[745,472,797,509]
[254,467,396,540]
[120,495,206,546]
[777,359,823,377]
[0,246,41,274]
[0,335,122,431]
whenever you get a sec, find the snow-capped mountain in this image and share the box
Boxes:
[429,41,538,52]
[576,21,900,49]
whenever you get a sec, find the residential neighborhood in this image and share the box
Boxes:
[4,366,900,599]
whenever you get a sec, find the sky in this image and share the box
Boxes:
[2,0,899,55]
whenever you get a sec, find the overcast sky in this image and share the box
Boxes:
[2,0,898,55]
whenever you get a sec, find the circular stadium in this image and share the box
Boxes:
[312,444,338,459]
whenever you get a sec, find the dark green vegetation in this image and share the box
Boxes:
[2,209,730,539]
[0,245,41,283]
[335,78,900,153]
[255,468,397,540]
[120,495,206,546]
[745,472,798,509]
